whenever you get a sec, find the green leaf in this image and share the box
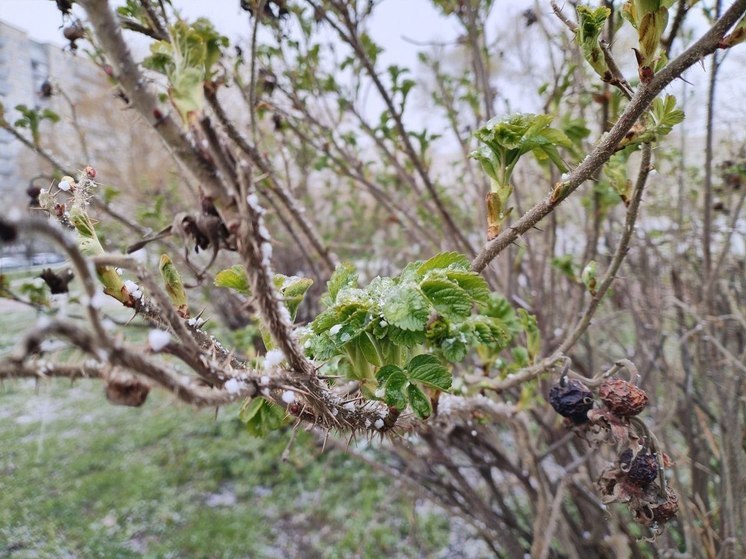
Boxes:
[419,277,472,319]
[352,332,382,366]
[648,94,685,137]
[445,270,490,305]
[376,364,405,385]
[407,354,451,391]
[517,309,541,362]
[417,251,470,274]
[277,275,313,321]
[382,285,429,331]
[407,384,432,419]
[386,325,426,347]
[441,337,467,362]
[239,397,288,437]
[214,265,250,295]
[382,371,409,410]
[323,262,358,306]
[159,254,188,316]
[575,5,612,78]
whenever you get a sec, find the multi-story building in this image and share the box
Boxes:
[0,19,133,207]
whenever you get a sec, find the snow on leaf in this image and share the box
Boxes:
[416,251,470,275]
[382,285,429,331]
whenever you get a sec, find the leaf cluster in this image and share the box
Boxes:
[304,253,516,391]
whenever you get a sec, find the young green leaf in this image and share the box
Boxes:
[407,354,452,391]
[323,262,358,306]
[277,275,313,321]
[382,371,409,410]
[419,277,472,319]
[407,384,433,419]
[416,251,470,274]
[214,265,251,295]
[376,364,405,385]
[444,270,490,305]
[382,285,429,331]
[239,397,288,437]
[575,5,612,80]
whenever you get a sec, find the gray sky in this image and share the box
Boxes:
[1,1,743,138]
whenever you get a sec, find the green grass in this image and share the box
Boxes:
[0,379,452,559]
[0,278,460,558]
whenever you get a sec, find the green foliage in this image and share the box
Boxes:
[214,264,251,294]
[239,397,289,437]
[620,95,684,148]
[621,0,675,72]
[581,260,598,296]
[143,18,228,123]
[471,114,573,236]
[304,253,519,392]
[19,279,50,307]
[374,354,451,418]
[214,266,312,322]
[159,254,188,317]
[575,5,612,79]
[646,95,686,138]
[13,104,60,145]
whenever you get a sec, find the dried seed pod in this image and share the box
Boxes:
[619,448,658,487]
[634,486,679,526]
[548,379,594,424]
[599,378,649,416]
[651,488,680,524]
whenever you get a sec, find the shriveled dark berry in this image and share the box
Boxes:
[0,220,17,242]
[40,268,74,295]
[548,379,594,424]
[599,379,648,416]
[619,448,658,487]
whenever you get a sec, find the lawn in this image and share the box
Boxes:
[0,295,477,559]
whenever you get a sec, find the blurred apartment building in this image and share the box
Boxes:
[0,19,108,206]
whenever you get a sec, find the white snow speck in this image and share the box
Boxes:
[148,329,171,351]
[224,378,246,394]
[123,280,142,300]
[58,180,71,192]
[277,304,291,324]
[260,375,270,385]
[374,418,384,430]
[343,402,355,412]
[329,324,342,336]
[331,407,338,416]
[89,292,107,309]
[281,390,296,404]
[471,430,477,437]
[258,224,270,240]
[264,349,285,370]
[261,242,272,262]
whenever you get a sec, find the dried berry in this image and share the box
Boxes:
[599,379,648,416]
[40,268,74,295]
[548,379,594,424]
[84,165,96,179]
[620,448,658,487]
[651,489,679,524]
[105,379,149,407]
[634,487,679,526]
[0,220,17,242]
